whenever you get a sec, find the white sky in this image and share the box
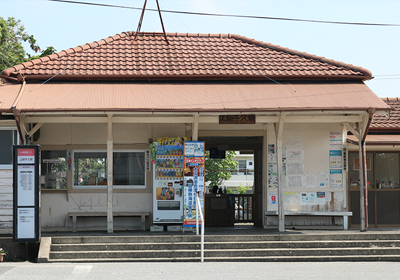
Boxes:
[1,0,399,98]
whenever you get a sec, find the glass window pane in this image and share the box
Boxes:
[376,153,399,188]
[0,130,13,165]
[114,152,145,185]
[41,151,67,189]
[349,152,374,189]
[74,152,107,186]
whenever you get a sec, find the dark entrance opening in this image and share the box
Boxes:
[200,136,263,226]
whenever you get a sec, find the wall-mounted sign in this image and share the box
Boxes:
[219,115,256,124]
[13,145,41,243]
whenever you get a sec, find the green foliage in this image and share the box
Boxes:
[0,16,56,71]
[237,184,252,194]
[205,151,238,187]
[226,187,233,194]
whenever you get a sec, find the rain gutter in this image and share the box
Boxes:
[11,79,26,145]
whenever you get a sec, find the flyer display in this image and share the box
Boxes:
[183,141,205,227]
[13,145,41,243]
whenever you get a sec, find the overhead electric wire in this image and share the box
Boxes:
[48,0,400,27]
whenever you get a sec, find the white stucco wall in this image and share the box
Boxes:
[0,170,13,234]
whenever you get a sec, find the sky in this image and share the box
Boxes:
[1,0,400,98]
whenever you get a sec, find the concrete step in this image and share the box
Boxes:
[50,232,400,244]
[50,240,400,252]
[43,233,400,263]
[50,250,201,259]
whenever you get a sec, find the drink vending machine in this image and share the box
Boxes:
[152,138,185,224]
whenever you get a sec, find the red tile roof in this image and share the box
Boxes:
[1,32,372,82]
[370,98,400,130]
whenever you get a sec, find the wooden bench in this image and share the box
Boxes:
[264,211,353,230]
[68,212,150,232]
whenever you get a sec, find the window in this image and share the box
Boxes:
[376,153,399,189]
[0,128,18,168]
[41,151,67,189]
[73,150,146,189]
[349,152,374,189]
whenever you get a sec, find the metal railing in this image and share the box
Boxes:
[195,192,204,263]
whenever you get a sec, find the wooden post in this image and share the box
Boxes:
[275,115,285,232]
[262,124,268,227]
[107,114,114,233]
[192,113,199,141]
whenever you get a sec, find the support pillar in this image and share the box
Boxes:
[107,114,114,233]
[275,115,285,232]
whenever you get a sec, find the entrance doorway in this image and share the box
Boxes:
[200,136,263,226]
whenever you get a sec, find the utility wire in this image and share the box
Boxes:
[48,0,400,27]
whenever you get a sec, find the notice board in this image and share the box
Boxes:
[13,145,41,243]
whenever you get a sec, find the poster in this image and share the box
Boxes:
[183,141,205,227]
[283,192,299,206]
[286,162,304,175]
[269,192,278,205]
[286,150,304,163]
[17,208,35,239]
[268,144,277,163]
[17,165,35,206]
[330,169,343,187]
[300,192,317,205]
[286,136,303,148]
[329,150,342,168]
[305,175,317,188]
[319,172,329,187]
[326,192,332,202]
[329,131,342,150]
[288,175,303,188]
[317,192,326,205]
[268,163,277,188]
[336,192,344,202]
[154,137,187,180]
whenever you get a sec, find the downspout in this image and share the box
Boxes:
[360,108,375,231]
[11,78,26,145]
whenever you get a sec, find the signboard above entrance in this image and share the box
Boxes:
[219,115,255,124]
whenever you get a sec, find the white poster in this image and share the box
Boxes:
[286,136,303,148]
[288,175,303,188]
[268,144,277,163]
[317,192,326,205]
[17,208,35,239]
[268,163,277,188]
[329,131,342,150]
[283,192,299,206]
[300,192,317,205]
[326,192,332,202]
[336,192,344,202]
[329,150,342,168]
[286,150,304,163]
[305,175,317,188]
[17,165,35,206]
[330,169,343,187]
[319,172,330,187]
[269,192,278,205]
[287,162,304,175]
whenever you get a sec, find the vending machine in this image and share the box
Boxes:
[152,138,185,224]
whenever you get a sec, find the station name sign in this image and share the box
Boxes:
[219,115,256,124]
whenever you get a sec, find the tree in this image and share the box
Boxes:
[0,16,56,72]
[205,151,238,188]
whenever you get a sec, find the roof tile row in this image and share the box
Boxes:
[1,32,371,80]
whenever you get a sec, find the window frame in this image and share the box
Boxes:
[72,149,147,190]
[0,127,19,169]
